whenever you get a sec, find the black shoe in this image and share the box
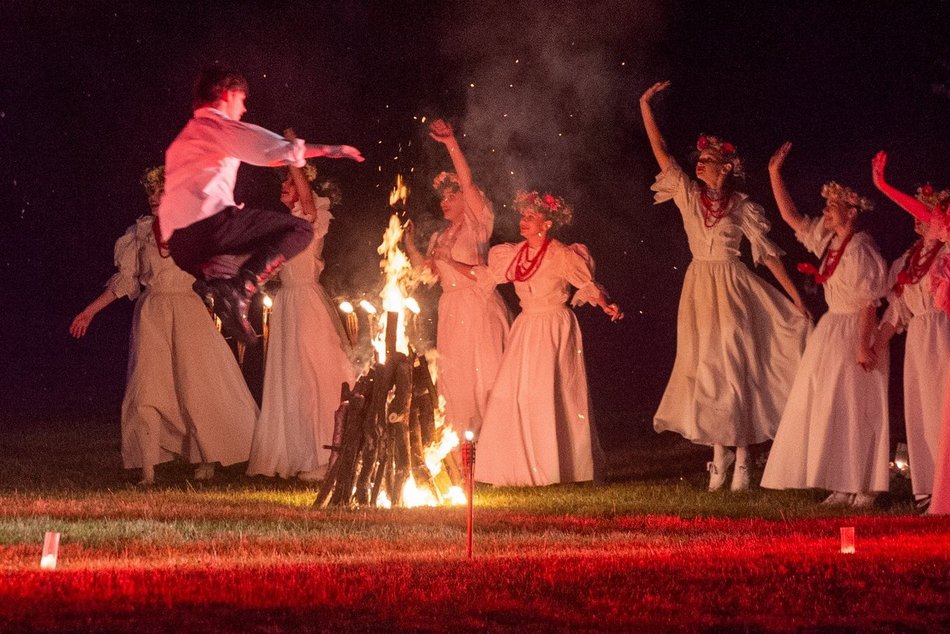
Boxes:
[240,247,287,296]
[207,278,258,345]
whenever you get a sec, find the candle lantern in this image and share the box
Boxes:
[840,526,855,554]
[40,531,60,570]
[890,442,910,478]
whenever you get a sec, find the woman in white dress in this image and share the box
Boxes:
[247,157,355,480]
[472,192,623,486]
[871,161,949,512]
[403,119,510,435]
[640,81,811,491]
[70,167,258,485]
[871,150,950,516]
[761,143,889,508]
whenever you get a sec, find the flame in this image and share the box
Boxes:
[388,173,408,207]
[373,214,414,364]
[262,294,273,309]
[339,301,354,314]
[363,177,466,508]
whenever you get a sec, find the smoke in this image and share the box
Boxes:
[436,0,667,238]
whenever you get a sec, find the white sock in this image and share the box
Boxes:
[713,444,727,465]
[735,446,748,467]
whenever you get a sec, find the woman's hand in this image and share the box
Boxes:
[857,344,878,372]
[769,142,792,173]
[603,302,624,322]
[871,151,888,190]
[69,310,95,338]
[402,220,422,256]
[639,80,670,105]
[428,119,455,145]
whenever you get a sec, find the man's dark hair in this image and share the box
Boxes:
[192,65,249,111]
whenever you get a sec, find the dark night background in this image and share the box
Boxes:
[1,1,948,448]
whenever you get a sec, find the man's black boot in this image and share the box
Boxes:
[239,247,287,297]
[207,278,257,345]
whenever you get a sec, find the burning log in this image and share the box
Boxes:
[313,348,462,508]
[314,209,464,508]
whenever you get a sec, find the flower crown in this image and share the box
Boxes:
[696,134,745,179]
[514,191,573,229]
[300,160,319,184]
[432,171,461,198]
[275,161,342,207]
[140,166,165,196]
[821,181,874,212]
[916,183,950,212]
[316,179,343,207]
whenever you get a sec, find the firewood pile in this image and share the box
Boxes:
[314,348,463,508]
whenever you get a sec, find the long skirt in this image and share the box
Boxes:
[475,305,595,486]
[436,286,509,434]
[122,290,257,470]
[247,283,354,478]
[761,310,890,493]
[654,259,810,446]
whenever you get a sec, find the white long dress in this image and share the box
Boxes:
[924,220,950,514]
[427,190,510,434]
[881,241,950,497]
[111,215,257,471]
[762,217,890,493]
[652,161,811,446]
[247,197,355,478]
[474,240,603,486]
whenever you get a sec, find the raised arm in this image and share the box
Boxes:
[639,81,673,173]
[871,151,932,222]
[401,220,431,272]
[69,289,118,338]
[768,142,807,234]
[284,129,319,222]
[428,119,486,216]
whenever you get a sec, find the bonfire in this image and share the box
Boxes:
[315,177,466,508]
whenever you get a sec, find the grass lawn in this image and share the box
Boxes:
[0,416,947,632]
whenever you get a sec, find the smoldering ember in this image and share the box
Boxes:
[1,2,949,632]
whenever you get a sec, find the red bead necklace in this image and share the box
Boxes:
[699,186,733,228]
[797,231,854,285]
[506,238,551,282]
[893,239,942,297]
